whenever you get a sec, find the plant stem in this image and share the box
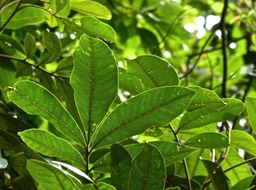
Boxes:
[169,124,192,190]
[220,0,229,98]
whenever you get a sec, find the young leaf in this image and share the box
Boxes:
[71,35,117,141]
[179,98,245,131]
[202,160,229,190]
[246,97,256,134]
[128,144,166,190]
[27,159,80,190]
[185,132,229,149]
[19,129,86,170]
[71,0,111,20]
[111,144,132,190]
[126,55,179,91]
[91,86,195,149]
[7,80,85,146]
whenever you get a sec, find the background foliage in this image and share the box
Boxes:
[0,0,256,189]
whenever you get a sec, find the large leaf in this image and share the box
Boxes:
[7,80,85,146]
[202,160,229,190]
[1,7,45,30]
[126,55,179,92]
[185,132,229,149]
[128,144,166,190]
[91,86,195,149]
[71,0,111,20]
[179,98,244,131]
[62,17,116,42]
[246,97,256,134]
[27,159,80,190]
[111,144,132,190]
[19,129,86,170]
[71,35,117,141]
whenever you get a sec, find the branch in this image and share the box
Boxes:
[220,0,229,98]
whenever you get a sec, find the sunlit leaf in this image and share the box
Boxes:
[19,129,86,170]
[91,87,195,149]
[27,159,80,190]
[7,80,85,146]
[128,144,166,190]
[71,35,117,141]
[186,132,229,149]
[71,0,111,20]
[246,97,256,134]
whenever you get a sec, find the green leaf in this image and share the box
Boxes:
[128,144,166,190]
[83,182,117,190]
[19,129,86,170]
[62,17,116,42]
[27,159,80,190]
[231,176,256,190]
[126,55,179,91]
[0,34,24,56]
[229,130,256,156]
[179,98,244,130]
[40,31,62,64]
[202,160,229,190]
[24,33,36,59]
[50,0,70,17]
[55,57,73,77]
[111,144,132,190]
[71,35,117,141]
[126,141,196,166]
[246,97,256,134]
[71,0,111,20]
[186,132,229,149]
[1,7,45,30]
[7,80,85,146]
[91,86,195,149]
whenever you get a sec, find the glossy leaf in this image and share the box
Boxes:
[1,7,45,30]
[40,31,62,64]
[128,144,166,190]
[71,35,117,140]
[186,132,229,149]
[202,160,229,190]
[24,33,36,59]
[7,80,85,145]
[126,55,179,91]
[71,0,111,20]
[111,144,132,190]
[27,159,80,190]
[179,98,244,130]
[230,130,256,156]
[19,129,86,170]
[91,86,195,149]
[50,0,70,17]
[246,97,256,134]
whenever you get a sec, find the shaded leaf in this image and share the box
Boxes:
[111,144,132,190]
[179,98,244,130]
[24,33,36,59]
[246,97,256,134]
[55,57,73,77]
[128,144,166,190]
[71,0,111,20]
[27,159,80,190]
[7,80,85,146]
[231,176,256,190]
[202,160,229,190]
[71,35,117,141]
[186,132,229,149]
[83,182,116,190]
[19,129,86,170]
[91,86,195,149]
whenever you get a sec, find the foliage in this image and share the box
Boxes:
[0,0,256,189]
